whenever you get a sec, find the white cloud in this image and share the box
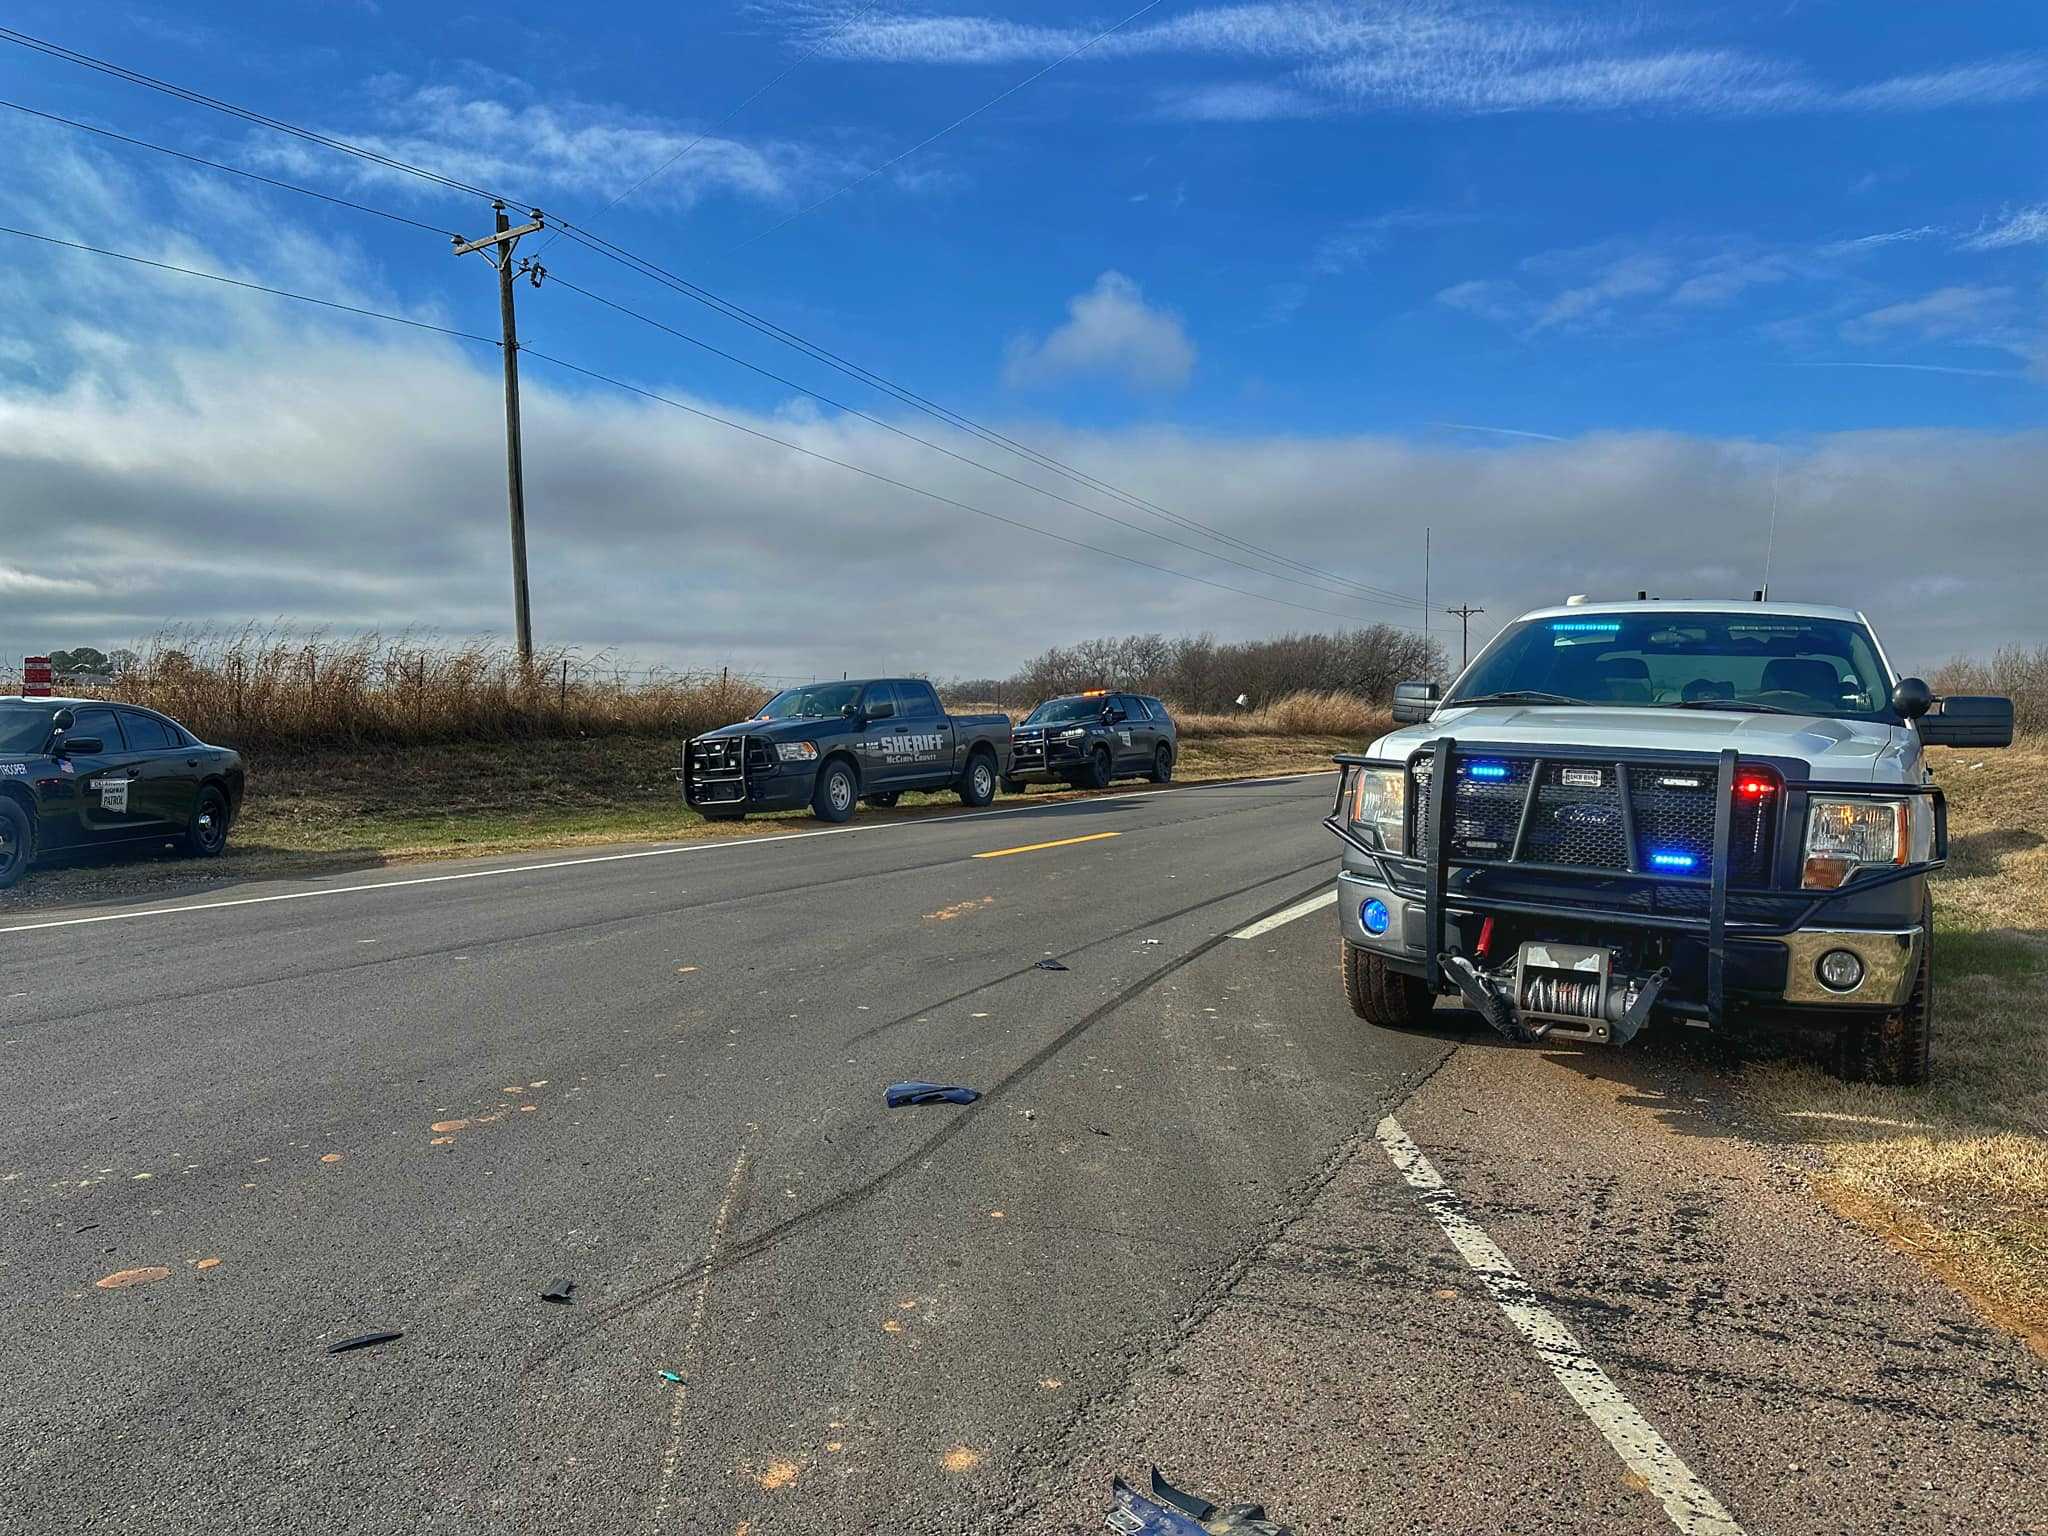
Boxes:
[779,3,2047,121]
[1819,225,1944,255]
[1530,254,1672,330]
[245,73,836,211]
[1963,205,2048,251]
[0,564,94,597]
[1842,285,2015,343]
[1003,272,1196,392]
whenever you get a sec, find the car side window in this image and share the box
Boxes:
[1113,694,1141,721]
[70,707,124,749]
[1143,697,1169,723]
[863,683,897,721]
[899,681,942,718]
[121,713,177,750]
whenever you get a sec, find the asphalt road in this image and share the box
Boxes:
[1,774,2041,1535]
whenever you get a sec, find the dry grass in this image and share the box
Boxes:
[1745,738,2048,1350]
[25,627,772,754]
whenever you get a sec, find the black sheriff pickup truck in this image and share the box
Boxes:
[683,678,1013,823]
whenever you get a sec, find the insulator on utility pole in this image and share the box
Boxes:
[453,201,547,667]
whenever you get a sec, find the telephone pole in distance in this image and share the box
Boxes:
[453,201,546,666]
[1444,603,1485,671]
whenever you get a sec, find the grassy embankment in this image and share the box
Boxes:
[1744,740,2048,1353]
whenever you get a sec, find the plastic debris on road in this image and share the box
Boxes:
[325,1330,403,1355]
[659,1370,685,1384]
[885,1081,982,1108]
[1033,958,1070,971]
[1104,1468,1295,1535]
[541,1278,575,1304]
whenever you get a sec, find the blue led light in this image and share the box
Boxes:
[1550,620,1623,632]
[1467,761,1510,780]
[1649,851,1698,870]
[1361,898,1391,935]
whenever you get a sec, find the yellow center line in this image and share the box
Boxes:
[973,831,1122,860]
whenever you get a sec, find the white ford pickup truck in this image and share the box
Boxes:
[1327,599,2014,1084]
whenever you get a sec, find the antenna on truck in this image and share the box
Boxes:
[1760,458,1781,601]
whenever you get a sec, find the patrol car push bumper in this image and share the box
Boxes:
[682,734,816,812]
[1328,740,1942,1045]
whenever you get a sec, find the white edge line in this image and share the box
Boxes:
[0,769,1339,937]
[1375,1117,1746,1536]
[1229,886,1337,939]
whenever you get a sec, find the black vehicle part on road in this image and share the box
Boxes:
[1341,939,1433,1028]
[0,795,32,889]
[324,1330,403,1355]
[184,784,230,857]
[812,757,859,823]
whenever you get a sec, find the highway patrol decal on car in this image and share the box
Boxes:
[92,778,130,813]
[0,763,24,776]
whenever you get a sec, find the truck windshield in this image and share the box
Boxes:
[1024,698,1105,726]
[1447,613,1894,719]
[0,704,57,754]
[756,683,863,721]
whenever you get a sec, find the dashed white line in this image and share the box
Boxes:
[1375,1117,1746,1536]
[1229,887,1336,939]
[0,770,1337,938]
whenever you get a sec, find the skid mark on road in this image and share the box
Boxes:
[651,1132,757,1529]
[1375,1117,1746,1536]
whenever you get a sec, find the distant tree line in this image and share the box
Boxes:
[951,626,1445,712]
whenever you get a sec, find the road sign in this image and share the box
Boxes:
[21,656,52,697]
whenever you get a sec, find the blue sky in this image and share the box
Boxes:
[1,2,2045,675]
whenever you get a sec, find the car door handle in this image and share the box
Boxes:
[893,726,909,733]
[125,768,142,779]
[186,759,199,767]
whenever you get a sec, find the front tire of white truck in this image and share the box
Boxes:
[1836,898,1934,1087]
[1341,939,1436,1028]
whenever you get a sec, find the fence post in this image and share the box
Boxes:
[559,658,568,719]
[415,655,425,733]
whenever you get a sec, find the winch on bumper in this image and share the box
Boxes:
[1328,739,1942,1046]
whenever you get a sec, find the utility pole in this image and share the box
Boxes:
[1444,603,1485,670]
[453,201,547,667]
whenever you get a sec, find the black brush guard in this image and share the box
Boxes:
[683,733,775,808]
[1325,738,1947,1032]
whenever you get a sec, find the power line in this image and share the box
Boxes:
[1,30,1419,608]
[532,0,891,257]
[0,25,512,207]
[732,0,1170,254]
[548,222,1425,609]
[545,271,1395,610]
[0,224,502,344]
[519,345,1421,630]
[0,98,459,236]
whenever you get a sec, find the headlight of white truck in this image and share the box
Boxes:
[776,741,819,763]
[1803,796,1931,888]
[1346,765,1407,855]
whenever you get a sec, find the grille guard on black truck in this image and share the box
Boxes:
[1325,738,1948,1030]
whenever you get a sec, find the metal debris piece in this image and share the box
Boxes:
[541,1278,575,1304]
[885,1081,981,1108]
[325,1330,403,1355]
[1034,958,1070,971]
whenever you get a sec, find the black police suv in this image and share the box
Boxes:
[1005,690,1177,792]
[0,698,246,889]
[683,678,1014,824]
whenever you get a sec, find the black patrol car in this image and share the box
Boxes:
[0,698,246,889]
[1004,690,1178,792]
[684,678,1014,824]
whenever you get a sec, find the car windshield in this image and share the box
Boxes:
[756,682,862,721]
[1024,697,1106,726]
[0,704,57,754]
[1447,612,1894,719]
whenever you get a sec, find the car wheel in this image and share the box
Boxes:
[1341,939,1435,1028]
[1836,898,1934,1086]
[958,753,997,807]
[183,786,231,859]
[0,798,33,890]
[1149,744,1174,783]
[1002,775,1028,796]
[1083,745,1113,790]
[812,759,859,824]
[864,791,901,808]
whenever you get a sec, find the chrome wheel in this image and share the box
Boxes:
[973,762,994,798]
[829,774,854,814]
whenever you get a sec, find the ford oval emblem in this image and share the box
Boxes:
[1555,803,1618,831]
